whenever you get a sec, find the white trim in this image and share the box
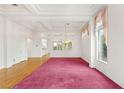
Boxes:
[97,59,107,64]
[89,63,95,68]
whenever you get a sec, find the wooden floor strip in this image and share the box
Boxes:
[0,53,50,89]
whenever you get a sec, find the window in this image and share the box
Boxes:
[95,8,108,63]
[96,20,107,62]
[53,40,72,50]
[81,23,89,38]
[41,39,47,50]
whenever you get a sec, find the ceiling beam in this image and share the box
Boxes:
[21,4,39,14]
[39,22,50,30]
[6,15,90,22]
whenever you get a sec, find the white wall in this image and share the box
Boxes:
[0,15,4,68]
[30,32,42,57]
[30,32,82,58]
[6,20,32,67]
[81,34,90,62]
[30,32,49,57]
[81,5,124,88]
[95,5,124,88]
[0,14,32,68]
[27,38,33,57]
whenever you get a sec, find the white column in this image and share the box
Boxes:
[89,16,96,68]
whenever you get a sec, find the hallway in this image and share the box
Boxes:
[14,58,121,89]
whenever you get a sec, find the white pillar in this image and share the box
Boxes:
[89,16,96,68]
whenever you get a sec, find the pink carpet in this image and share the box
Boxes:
[14,58,122,89]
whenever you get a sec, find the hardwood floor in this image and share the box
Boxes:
[0,53,50,89]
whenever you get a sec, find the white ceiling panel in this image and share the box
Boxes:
[0,4,30,14]
[0,4,104,33]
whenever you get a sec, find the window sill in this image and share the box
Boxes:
[97,60,108,64]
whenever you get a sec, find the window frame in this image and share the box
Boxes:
[53,40,72,51]
[95,7,108,64]
[41,38,48,50]
[95,20,107,64]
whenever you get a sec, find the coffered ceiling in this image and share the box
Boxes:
[0,4,103,33]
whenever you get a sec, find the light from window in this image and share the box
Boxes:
[41,39,47,50]
[53,40,72,50]
[96,20,107,62]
